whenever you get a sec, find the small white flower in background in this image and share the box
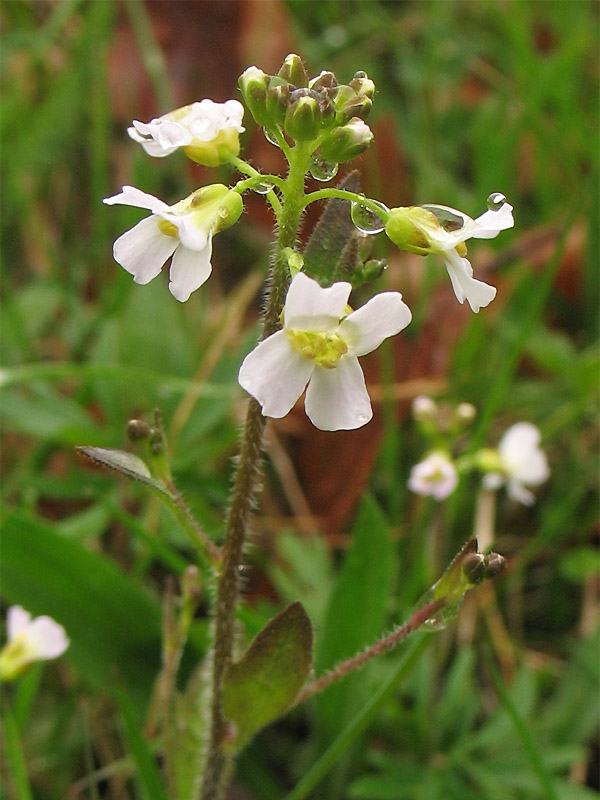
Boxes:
[103,184,243,302]
[0,606,69,681]
[408,451,459,501]
[385,194,514,313]
[238,272,412,431]
[483,422,550,505]
[412,395,437,421]
[128,99,245,166]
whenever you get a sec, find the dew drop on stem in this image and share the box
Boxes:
[309,157,339,182]
[350,198,389,234]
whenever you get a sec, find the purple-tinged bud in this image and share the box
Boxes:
[319,118,373,163]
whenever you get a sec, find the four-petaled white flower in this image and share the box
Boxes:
[128,100,244,165]
[238,272,412,431]
[408,451,459,500]
[385,196,514,312]
[483,422,550,505]
[0,606,69,681]
[103,184,243,302]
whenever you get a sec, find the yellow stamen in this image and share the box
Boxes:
[286,329,348,368]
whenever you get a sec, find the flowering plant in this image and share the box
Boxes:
[83,53,519,800]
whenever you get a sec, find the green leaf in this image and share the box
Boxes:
[223,601,313,750]
[1,510,161,711]
[313,494,396,795]
[302,171,361,284]
[76,446,173,499]
[116,682,168,800]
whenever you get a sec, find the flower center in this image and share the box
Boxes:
[286,329,348,368]
[157,219,179,237]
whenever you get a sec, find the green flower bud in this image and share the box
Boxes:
[265,77,291,129]
[278,53,309,87]
[385,206,441,255]
[238,66,270,126]
[284,93,322,142]
[350,71,376,99]
[319,118,373,163]
[341,95,372,121]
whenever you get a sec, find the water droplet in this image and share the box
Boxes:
[263,128,281,148]
[487,192,506,211]
[353,70,367,80]
[309,157,339,182]
[414,588,464,631]
[350,198,389,234]
[421,205,467,233]
[252,179,273,195]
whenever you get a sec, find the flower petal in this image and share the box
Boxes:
[113,216,178,284]
[168,240,212,302]
[443,249,496,313]
[167,213,210,251]
[284,273,351,332]
[26,616,69,659]
[304,357,372,430]
[7,606,31,640]
[239,331,314,418]
[103,186,170,214]
[339,292,412,356]
[471,203,514,239]
[499,422,549,486]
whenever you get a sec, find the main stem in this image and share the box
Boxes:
[199,147,309,800]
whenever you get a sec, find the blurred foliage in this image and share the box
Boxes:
[1,1,598,799]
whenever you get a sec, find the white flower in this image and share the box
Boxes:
[0,606,69,681]
[483,422,550,505]
[238,272,412,431]
[127,100,244,165]
[408,451,459,500]
[103,184,243,302]
[412,395,437,421]
[385,196,514,312]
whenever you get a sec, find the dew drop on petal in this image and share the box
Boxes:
[263,128,281,148]
[487,192,507,211]
[421,205,467,233]
[350,198,389,234]
[252,180,274,195]
[309,157,339,182]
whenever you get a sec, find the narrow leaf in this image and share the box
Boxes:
[223,601,313,750]
[76,446,172,498]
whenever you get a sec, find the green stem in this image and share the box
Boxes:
[228,156,284,215]
[3,696,34,800]
[282,635,433,800]
[199,145,311,800]
[303,187,389,216]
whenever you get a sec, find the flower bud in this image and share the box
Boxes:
[385,206,441,255]
[341,95,372,121]
[350,71,375,99]
[127,419,151,441]
[412,395,437,421]
[284,93,322,142]
[319,118,373,163]
[309,70,337,93]
[483,552,507,579]
[462,552,487,585]
[238,66,270,126]
[182,125,241,167]
[278,53,309,88]
[455,403,477,424]
[265,77,291,129]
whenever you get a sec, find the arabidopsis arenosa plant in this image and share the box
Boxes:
[103,184,243,302]
[483,422,550,505]
[408,451,459,500]
[238,272,412,431]
[127,99,245,166]
[0,606,69,681]
[385,197,514,312]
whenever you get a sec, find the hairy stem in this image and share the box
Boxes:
[199,146,310,800]
[293,598,445,707]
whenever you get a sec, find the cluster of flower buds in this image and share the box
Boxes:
[239,54,374,164]
[127,410,170,481]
